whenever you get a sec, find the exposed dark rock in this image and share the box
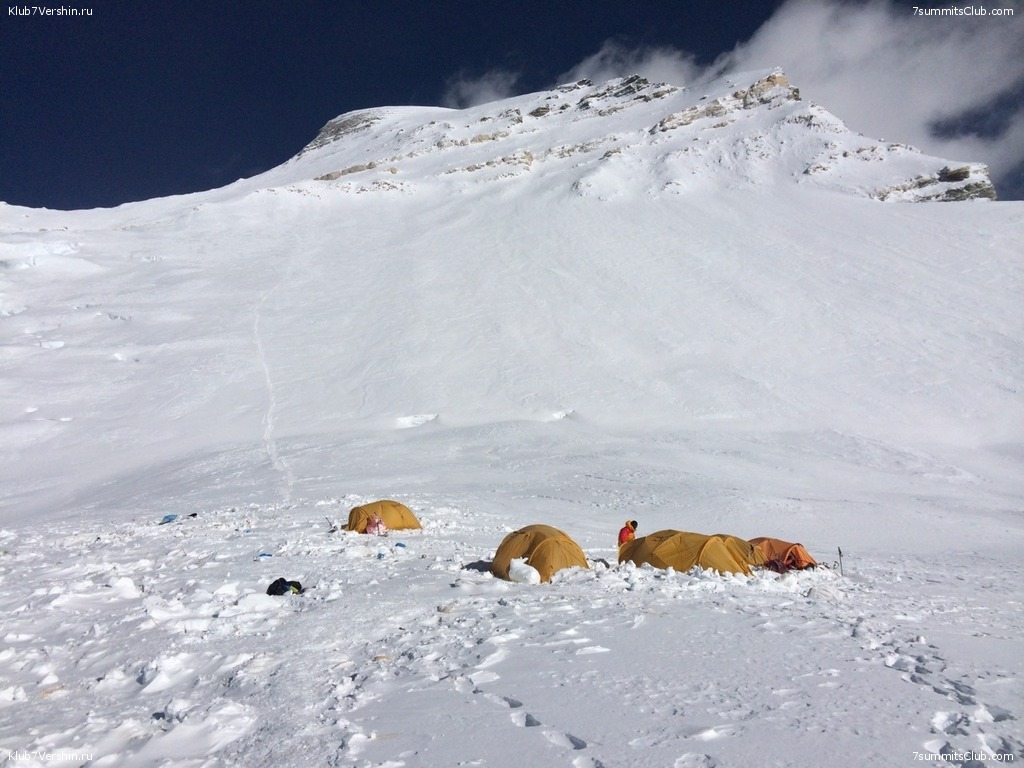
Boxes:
[875,166,998,201]
[315,162,377,181]
[300,112,381,155]
[937,181,998,201]
[938,165,971,183]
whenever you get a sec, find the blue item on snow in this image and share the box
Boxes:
[159,514,177,525]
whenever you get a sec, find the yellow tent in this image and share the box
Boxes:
[492,524,589,584]
[749,537,817,570]
[345,500,422,533]
[711,533,767,568]
[619,530,761,575]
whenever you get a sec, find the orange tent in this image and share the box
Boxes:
[748,537,817,570]
[492,524,589,583]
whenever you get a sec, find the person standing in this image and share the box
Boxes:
[618,520,638,546]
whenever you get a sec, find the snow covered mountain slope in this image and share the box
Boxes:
[0,123,1018,530]
[0,71,1021,768]
[269,70,996,203]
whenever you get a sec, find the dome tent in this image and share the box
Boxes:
[492,524,589,584]
[344,500,422,533]
[712,533,767,568]
[749,537,817,571]
[619,530,762,575]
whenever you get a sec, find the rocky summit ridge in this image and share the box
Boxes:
[281,70,996,203]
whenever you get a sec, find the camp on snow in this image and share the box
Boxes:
[619,530,766,575]
[345,500,422,534]
[492,524,589,583]
[749,537,818,571]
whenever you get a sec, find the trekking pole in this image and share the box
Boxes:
[837,547,844,577]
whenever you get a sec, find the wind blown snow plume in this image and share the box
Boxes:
[443,67,523,109]
[720,0,1024,199]
[552,1,1024,198]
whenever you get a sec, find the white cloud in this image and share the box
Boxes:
[548,1,1024,196]
[715,0,1024,195]
[444,41,704,111]
[555,39,704,88]
[442,69,521,108]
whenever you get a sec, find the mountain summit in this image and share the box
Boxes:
[283,70,996,202]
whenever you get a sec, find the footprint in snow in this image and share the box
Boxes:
[450,674,475,694]
[544,730,587,750]
[511,711,542,727]
[468,670,500,685]
[475,645,510,669]
[395,413,437,429]
[940,678,978,707]
[931,711,969,735]
[481,692,522,709]
[135,651,253,694]
[674,754,718,768]
[681,724,739,741]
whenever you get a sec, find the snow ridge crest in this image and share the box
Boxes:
[291,69,995,202]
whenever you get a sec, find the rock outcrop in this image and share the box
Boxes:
[291,70,997,203]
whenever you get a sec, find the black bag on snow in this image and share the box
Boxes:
[266,577,304,596]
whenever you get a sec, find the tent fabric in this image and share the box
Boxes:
[492,524,589,584]
[618,530,762,575]
[749,537,817,570]
[345,500,422,533]
[710,533,767,568]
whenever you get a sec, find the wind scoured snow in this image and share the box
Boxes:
[0,72,1022,767]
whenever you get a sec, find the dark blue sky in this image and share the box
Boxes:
[3,1,1020,209]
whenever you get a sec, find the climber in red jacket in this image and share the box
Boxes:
[618,520,638,547]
